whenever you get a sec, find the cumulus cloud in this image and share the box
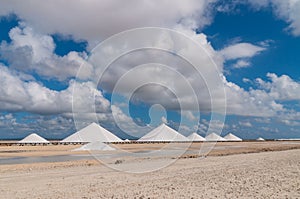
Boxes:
[256,73,300,100]
[0,24,93,81]
[88,26,292,118]
[111,105,153,136]
[0,64,110,114]
[0,21,296,121]
[0,113,76,138]
[0,1,299,126]
[79,26,296,118]
[0,0,217,46]
[90,28,223,112]
[0,2,281,119]
[223,75,286,117]
[0,64,147,137]
[221,72,300,117]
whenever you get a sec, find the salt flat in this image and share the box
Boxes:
[0,143,299,198]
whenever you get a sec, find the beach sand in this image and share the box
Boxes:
[0,142,299,198]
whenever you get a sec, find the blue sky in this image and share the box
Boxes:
[204,4,300,82]
[0,1,300,140]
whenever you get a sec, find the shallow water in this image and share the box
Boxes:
[0,155,94,165]
[0,149,194,165]
[0,144,256,165]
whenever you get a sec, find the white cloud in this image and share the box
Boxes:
[0,24,93,81]
[224,76,285,117]
[161,116,168,124]
[93,28,224,112]
[178,124,192,135]
[4,113,13,120]
[243,78,252,83]
[0,64,110,115]
[246,0,300,36]
[254,117,271,124]
[261,126,279,133]
[0,0,217,46]
[271,0,300,36]
[0,114,76,138]
[0,24,297,120]
[1,1,300,140]
[239,121,252,127]
[110,105,153,137]
[233,60,251,68]
[198,123,208,133]
[219,43,265,60]
[0,2,299,123]
[217,0,300,37]
[280,119,300,126]
[181,111,197,121]
[256,73,300,100]
[221,72,300,117]
[246,0,270,9]
[85,27,296,118]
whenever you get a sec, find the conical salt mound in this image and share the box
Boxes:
[187,133,206,141]
[223,133,242,141]
[61,123,123,143]
[205,133,226,141]
[257,137,265,141]
[138,123,189,142]
[18,133,50,143]
[73,141,116,151]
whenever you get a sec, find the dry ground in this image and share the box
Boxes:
[0,148,299,198]
[1,141,300,158]
[0,141,300,198]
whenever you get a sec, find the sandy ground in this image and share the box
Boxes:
[1,141,300,158]
[0,143,299,198]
